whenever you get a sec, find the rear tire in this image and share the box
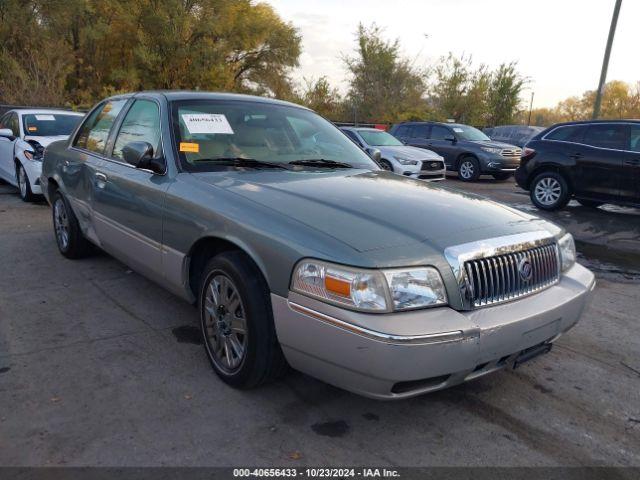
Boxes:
[577,199,603,208]
[492,172,512,181]
[199,251,287,389]
[16,163,36,202]
[52,191,91,258]
[530,171,570,211]
[458,157,481,182]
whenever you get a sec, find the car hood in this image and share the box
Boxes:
[24,135,69,147]
[468,140,519,149]
[192,169,554,253]
[376,145,442,160]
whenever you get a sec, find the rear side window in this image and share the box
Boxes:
[112,100,162,160]
[545,125,584,142]
[430,125,451,140]
[584,124,627,150]
[630,125,640,152]
[393,125,410,137]
[74,99,127,153]
[410,124,429,138]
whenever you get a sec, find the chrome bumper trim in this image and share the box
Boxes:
[288,302,465,345]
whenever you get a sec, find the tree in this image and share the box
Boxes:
[344,24,428,123]
[486,62,526,126]
[299,77,342,119]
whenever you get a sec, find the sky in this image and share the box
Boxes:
[266,0,639,108]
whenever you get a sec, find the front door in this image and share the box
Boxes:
[426,124,458,168]
[0,113,19,183]
[90,98,168,282]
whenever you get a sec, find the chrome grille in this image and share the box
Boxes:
[464,243,559,307]
[500,148,522,158]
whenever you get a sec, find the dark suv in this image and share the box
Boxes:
[389,121,521,181]
[515,120,640,210]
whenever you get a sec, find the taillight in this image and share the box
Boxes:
[521,147,536,162]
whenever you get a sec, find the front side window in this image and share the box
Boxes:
[545,125,584,142]
[171,100,378,171]
[112,100,162,160]
[630,125,640,152]
[584,124,627,150]
[430,125,452,140]
[74,99,128,153]
[394,125,410,137]
[6,113,20,137]
[22,113,83,137]
[342,129,363,146]
[357,130,402,146]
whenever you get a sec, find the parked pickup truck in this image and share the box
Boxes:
[41,91,595,399]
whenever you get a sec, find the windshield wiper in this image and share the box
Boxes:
[192,157,287,169]
[288,159,353,169]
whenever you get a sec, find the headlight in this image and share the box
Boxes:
[393,156,418,165]
[558,233,576,272]
[480,147,502,155]
[291,260,447,312]
[384,267,447,310]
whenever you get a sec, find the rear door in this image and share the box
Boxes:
[623,124,640,203]
[91,97,168,281]
[577,123,627,201]
[405,124,430,148]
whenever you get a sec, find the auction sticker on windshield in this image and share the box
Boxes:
[182,113,234,135]
[35,115,56,121]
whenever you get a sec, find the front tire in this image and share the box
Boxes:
[199,251,287,389]
[52,191,91,258]
[17,163,36,202]
[378,159,394,172]
[492,172,512,181]
[530,172,570,211]
[458,157,481,182]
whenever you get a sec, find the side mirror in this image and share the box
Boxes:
[445,135,457,143]
[122,141,164,174]
[368,148,382,163]
[0,128,15,141]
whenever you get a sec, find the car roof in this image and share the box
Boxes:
[340,127,381,132]
[549,119,640,127]
[104,91,310,110]
[393,121,467,128]
[11,108,84,116]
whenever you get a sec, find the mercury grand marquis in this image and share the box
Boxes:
[41,91,595,399]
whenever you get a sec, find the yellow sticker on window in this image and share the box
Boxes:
[179,142,200,153]
[28,126,37,132]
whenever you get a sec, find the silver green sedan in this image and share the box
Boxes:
[41,92,595,399]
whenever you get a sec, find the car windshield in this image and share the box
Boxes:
[453,125,491,141]
[357,129,403,146]
[22,113,83,136]
[171,100,379,171]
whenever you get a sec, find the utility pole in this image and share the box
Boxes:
[593,0,622,119]
[527,91,535,126]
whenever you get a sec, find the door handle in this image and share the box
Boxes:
[624,159,640,166]
[569,153,583,160]
[94,172,107,188]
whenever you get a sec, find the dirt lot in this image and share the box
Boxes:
[0,176,639,467]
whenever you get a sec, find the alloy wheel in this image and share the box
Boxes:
[459,161,474,179]
[53,198,70,250]
[202,274,248,373]
[534,177,562,206]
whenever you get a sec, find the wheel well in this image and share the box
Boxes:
[47,177,60,199]
[187,237,262,301]
[455,153,477,169]
[528,165,572,192]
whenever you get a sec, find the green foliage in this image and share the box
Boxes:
[0,0,301,108]
[343,24,429,124]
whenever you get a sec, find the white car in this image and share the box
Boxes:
[0,109,85,201]
[340,127,446,181]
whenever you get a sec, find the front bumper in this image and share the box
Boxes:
[403,169,446,181]
[272,263,595,399]
[479,154,520,173]
[21,159,43,195]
